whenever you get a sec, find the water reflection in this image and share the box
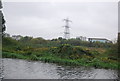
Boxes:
[57,66,95,79]
[3,58,118,79]
[56,66,118,79]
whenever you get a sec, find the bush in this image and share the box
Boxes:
[2,37,18,46]
[50,44,94,59]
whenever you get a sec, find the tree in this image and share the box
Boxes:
[30,37,47,44]
[19,36,33,43]
[0,1,6,37]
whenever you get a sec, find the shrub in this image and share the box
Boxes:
[50,44,94,59]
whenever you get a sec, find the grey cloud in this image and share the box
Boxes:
[2,2,118,40]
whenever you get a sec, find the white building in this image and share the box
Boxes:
[12,35,22,40]
[88,38,112,43]
[76,36,87,41]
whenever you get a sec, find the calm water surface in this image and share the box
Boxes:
[1,58,118,79]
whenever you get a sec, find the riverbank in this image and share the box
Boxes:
[2,37,119,70]
[2,50,119,70]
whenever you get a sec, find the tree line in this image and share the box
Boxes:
[3,36,115,49]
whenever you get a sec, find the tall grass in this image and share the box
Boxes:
[2,51,119,69]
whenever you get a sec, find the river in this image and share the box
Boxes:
[0,58,118,79]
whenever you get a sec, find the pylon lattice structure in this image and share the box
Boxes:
[63,18,72,39]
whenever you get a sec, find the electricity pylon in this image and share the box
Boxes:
[63,18,72,39]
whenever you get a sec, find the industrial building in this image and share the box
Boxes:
[88,38,112,43]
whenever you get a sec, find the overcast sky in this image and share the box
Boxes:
[2,2,118,40]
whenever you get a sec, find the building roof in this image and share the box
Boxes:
[88,38,108,40]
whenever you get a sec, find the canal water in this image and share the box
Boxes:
[1,58,118,79]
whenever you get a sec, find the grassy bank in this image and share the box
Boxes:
[2,37,119,70]
[2,48,119,70]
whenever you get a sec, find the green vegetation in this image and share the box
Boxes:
[2,36,119,69]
